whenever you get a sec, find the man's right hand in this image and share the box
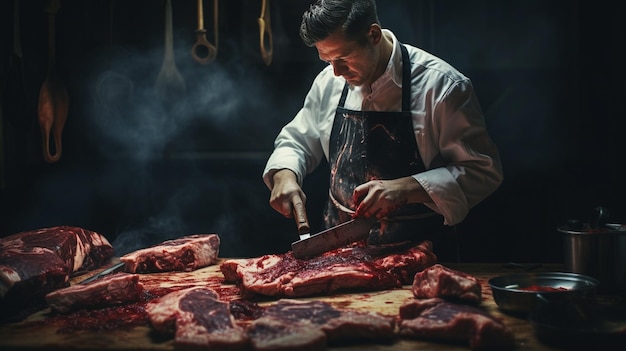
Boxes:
[269,169,309,224]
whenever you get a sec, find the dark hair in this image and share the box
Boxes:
[299,0,380,47]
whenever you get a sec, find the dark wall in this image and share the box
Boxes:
[1,0,624,262]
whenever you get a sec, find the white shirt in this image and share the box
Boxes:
[263,30,503,226]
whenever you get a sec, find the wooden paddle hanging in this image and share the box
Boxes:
[155,0,186,104]
[258,0,273,66]
[37,0,68,163]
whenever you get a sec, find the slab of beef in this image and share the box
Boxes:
[120,234,220,273]
[248,299,395,351]
[411,264,482,303]
[220,240,437,298]
[0,226,113,321]
[398,297,515,350]
[146,286,248,350]
[45,272,143,313]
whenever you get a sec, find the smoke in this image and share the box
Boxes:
[81,29,296,256]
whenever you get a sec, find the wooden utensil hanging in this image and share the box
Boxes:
[155,0,186,104]
[191,0,218,64]
[258,0,273,66]
[37,0,68,163]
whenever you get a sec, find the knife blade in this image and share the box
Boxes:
[291,217,377,259]
[77,261,126,285]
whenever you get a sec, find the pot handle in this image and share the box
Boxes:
[590,206,609,229]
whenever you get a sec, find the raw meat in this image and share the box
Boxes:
[248,317,326,351]
[0,226,114,320]
[220,240,437,298]
[45,272,143,313]
[247,299,395,351]
[146,286,248,350]
[120,234,220,273]
[398,297,515,350]
[411,264,482,303]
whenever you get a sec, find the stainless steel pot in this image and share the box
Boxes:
[559,218,626,293]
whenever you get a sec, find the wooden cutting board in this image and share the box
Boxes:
[0,261,560,351]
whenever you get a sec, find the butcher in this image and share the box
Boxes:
[263,0,503,261]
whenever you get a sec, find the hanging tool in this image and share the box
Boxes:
[155,0,186,104]
[191,0,218,64]
[258,0,273,66]
[38,0,69,163]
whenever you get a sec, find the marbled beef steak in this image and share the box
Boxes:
[0,226,113,322]
[45,272,143,313]
[248,299,395,351]
[146,286,248,350]
[220,240,437,298]
[411,264,482,303]
[399,297,515,350]
[120,234,220,273]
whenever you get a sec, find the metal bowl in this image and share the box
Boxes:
[488,272,599,314]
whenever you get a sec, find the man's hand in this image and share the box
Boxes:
[270,169,308,223]
[352,177,430,218]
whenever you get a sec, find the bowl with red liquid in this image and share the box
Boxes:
[488,272,599,315]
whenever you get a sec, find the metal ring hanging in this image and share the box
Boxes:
[191,0,218,64]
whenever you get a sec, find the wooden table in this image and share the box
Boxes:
[0,261,573,350]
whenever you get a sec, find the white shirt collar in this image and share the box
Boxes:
[370,29,403,93]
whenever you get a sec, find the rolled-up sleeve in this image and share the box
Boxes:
[414,80,503,225]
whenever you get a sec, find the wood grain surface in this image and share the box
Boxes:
[0,261,567,351]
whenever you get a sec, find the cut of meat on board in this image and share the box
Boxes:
[45,272,143,314]
[220,240,437,298]
[398,298,515,350]
[0,226,114,322]
[146,286,248,350]
[248,317,326,351]
[411,264,482,303]
[120,234,220,273]
[247,299,396,351]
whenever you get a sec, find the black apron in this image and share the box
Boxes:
[323,44,457,260]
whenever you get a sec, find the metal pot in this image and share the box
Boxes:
[558,208,626,293]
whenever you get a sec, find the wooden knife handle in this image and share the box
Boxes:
[292,204,310,236]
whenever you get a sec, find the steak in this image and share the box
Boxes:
[45,272,143,313]
[220,240,437,298]
[411,264,482,303]
[120,234,220,273]
[398,298,515,350]
[146,286,248,350]
[0,226,114,321]
[248,299,395,351]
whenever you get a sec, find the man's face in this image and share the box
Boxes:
[315,28,379,87]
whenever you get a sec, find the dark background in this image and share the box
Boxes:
[1,0,624,263]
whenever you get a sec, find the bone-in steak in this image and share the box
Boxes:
[411,264,482,303]
[0,226,114,321]
[45,272,143,313]
[398,297,515,350]
[120,234,220,273]
[220,240,437,298]
[146,286,248,350]
[247,299,395,351]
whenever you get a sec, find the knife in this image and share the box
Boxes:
[77,261,126,285]
[291,217,377,259]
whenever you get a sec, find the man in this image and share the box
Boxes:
[263,0,503,261]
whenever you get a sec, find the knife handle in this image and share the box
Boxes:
[292,206,310,235]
